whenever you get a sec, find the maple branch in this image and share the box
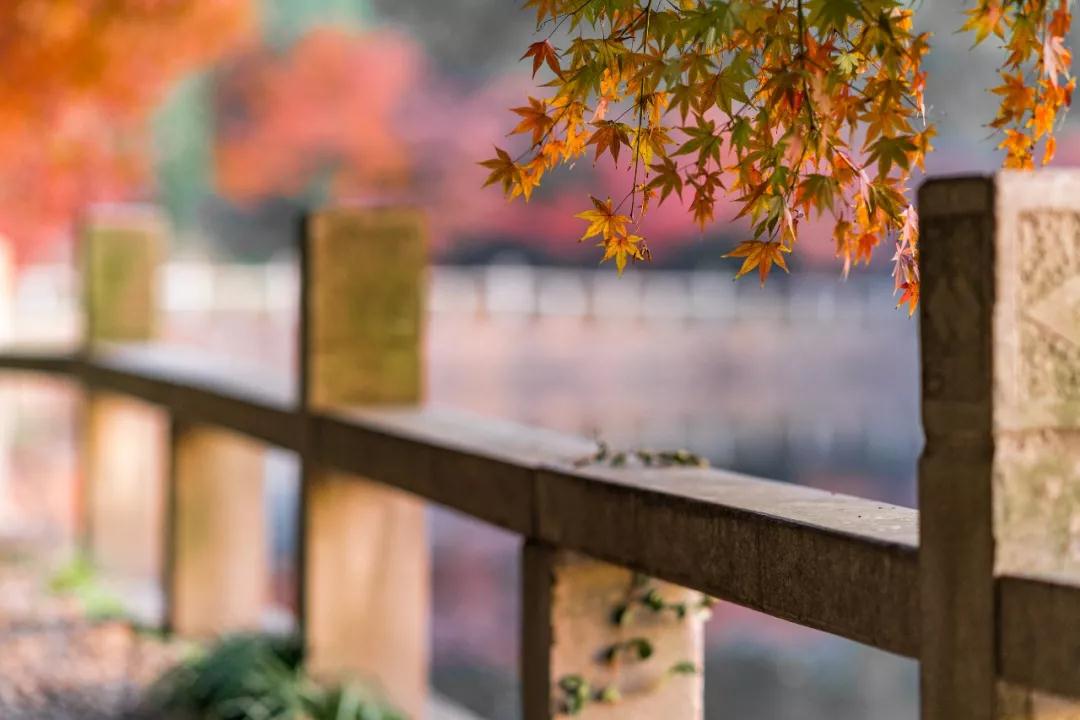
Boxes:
[795,0,819,134]
[629,1,654,220]
[541,0,595,38]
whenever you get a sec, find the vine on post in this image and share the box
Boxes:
[554,573,714,716]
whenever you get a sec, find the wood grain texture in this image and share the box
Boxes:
[918,176,997,720]
[82,392,168,587]
[304,473,429,720]
[539,463,919,657]
[999,574,1080,700]
[168,425,267,637]
[82,344,301,450]
[299,207,430,718]
[522,541,556,720]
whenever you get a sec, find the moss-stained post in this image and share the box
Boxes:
[919,171,1080,719]
[300,207,429,719]
[167,423,268,636]
[82,208,162,345]
[80,209,168,601]
[522,543,705,720]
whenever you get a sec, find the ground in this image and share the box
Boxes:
[0,545,183,720]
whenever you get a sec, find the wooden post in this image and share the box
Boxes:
[300,207,429,719]
[83,394,168,586]
[82,207,162,345]
[80,209,168,612]
[167,423,268,637]
[918,171,1080,719]
[522,542,705,720]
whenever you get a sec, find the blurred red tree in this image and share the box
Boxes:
[0,0,255,262]
[214,28,417,204]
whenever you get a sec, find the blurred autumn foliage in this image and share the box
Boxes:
[214,28,415,203]
[0,0,257,262]
[487,0,1074,308]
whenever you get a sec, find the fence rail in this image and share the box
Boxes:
[2,173,1080,719]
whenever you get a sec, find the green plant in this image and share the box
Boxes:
[554,573,713,715]
[142,634,404,720]
[48,553,127,621]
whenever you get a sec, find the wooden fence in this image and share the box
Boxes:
[1,173,1079,719]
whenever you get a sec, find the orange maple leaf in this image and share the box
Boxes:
[480,146,532,200]
[521,40,561,78]
[587,121,631,165]
[510,97,554,146]
[897,282,919,317]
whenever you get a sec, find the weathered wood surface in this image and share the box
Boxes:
[302,208,425,410]
[918,176,998,720]
[5,175,1080,708]
[304,472,429,720]
[999,574,1080,702]
[168,424,268,637]
[81,207,163,344]
[539,462,919,657]
[990,172,1080,719]
[919,171,1080,718]
[3,339,1080,700]
[83,344,300,449]
[82,392,168,587]
[299,207,430,720]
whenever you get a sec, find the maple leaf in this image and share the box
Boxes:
[587,121,631,164]
[522,40,561,78]
[601,233,645,275]
[865,135,917,177]
[998,129,1034,168]
[510,97,555,146]
[479,146,526,199]
[992,73,1036,118]
[961,1,1005,45]
[897,282,919,317]
[674,116,721,166]
[523,0,559,24]
[725,240,790,286]
[1044,35,1071,88]
[646,157,684,203]
[1044,134,1058,164]
[806,0,861,33]
[575,196,630,243]
[485,0,1072,290]
[1029,103,1055,140]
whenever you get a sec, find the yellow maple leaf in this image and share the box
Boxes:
[575,196,630,243]
[725,240,791,286]
[961,1,1005,44]
[601,233,645,275]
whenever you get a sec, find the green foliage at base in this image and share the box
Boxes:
[48,554,127,621]
[143,634,405,720]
